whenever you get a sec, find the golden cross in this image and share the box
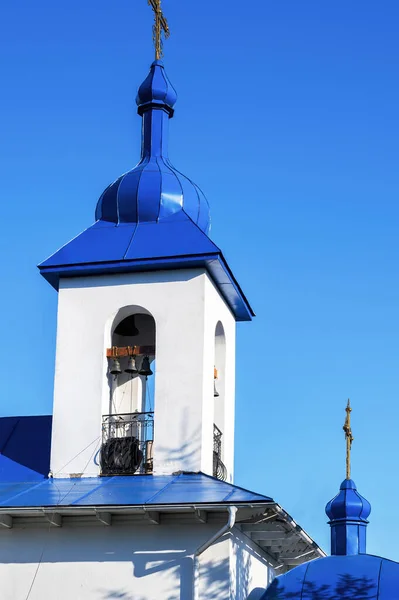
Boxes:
[343,399,354,479]
[148,0,170,60]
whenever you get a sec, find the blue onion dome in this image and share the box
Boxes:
[261,555,399,599]
[95,60,211,234]
[326,479,371,524]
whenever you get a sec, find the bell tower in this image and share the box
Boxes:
[39,60,253,482]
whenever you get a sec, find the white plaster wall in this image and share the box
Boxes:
[203,275,236,482]
[50,269,236,478]
[0,524,235,600]
[230,529,274,600]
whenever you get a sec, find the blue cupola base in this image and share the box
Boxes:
[38,61,254,322]
[325,478,371,556]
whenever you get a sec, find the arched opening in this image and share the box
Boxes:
[213,321,227,480]
[101,307,156,476]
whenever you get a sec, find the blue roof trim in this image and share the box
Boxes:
[0,473,272,508]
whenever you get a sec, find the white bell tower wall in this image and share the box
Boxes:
[50,268,236,481]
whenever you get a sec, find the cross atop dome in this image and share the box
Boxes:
[343,399,354,479]
[147,0,170,60]
[325,401,371,556]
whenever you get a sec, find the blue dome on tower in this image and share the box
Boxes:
[95,60,210,233]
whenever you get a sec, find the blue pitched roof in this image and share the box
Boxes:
[0,416,269,508]
[0,416,52,480]
[38,220,254,321]
[0,455,45,483]
[0,473,272,508]
[262,554,399,599]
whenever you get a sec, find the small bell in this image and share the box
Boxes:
[109,357,122,376]
[114,315,139,337]
[139,356,153,377]
[214,366,219,397]
[125,356,138,375]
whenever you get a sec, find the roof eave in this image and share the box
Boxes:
[39,253,255,321]
[0,500,324,571]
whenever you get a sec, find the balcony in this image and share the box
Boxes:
[213,424,227,481]
[101,412,154,476]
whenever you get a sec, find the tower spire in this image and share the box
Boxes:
[343,399,354,479]
[148,0,170,60]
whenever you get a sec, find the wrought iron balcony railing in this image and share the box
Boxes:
[213,424,227,481]
[101,412,154,476]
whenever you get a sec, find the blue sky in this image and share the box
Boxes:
[1,0,399,559]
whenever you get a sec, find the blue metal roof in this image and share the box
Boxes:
[0,416,268,508]
[39,219,218,268]
[0,416,52,480]
[262,554,399,599]
[38,60,254,322]
[0,473,272,508]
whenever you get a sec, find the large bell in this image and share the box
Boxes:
[125,356,138,375]
[109,357,122,376]
[139,356,153,377]
[114,315,139,337]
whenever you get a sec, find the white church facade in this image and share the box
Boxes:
[0,38,324,600]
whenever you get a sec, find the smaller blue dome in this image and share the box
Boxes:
[262,555,399,600]
[325,478,371,556]
[326,479,371,523]
[136,59,177,117]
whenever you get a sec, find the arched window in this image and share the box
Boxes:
[101,307,156,476]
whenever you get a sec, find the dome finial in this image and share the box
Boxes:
[148,0,170,61]
[343,399,354,479]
